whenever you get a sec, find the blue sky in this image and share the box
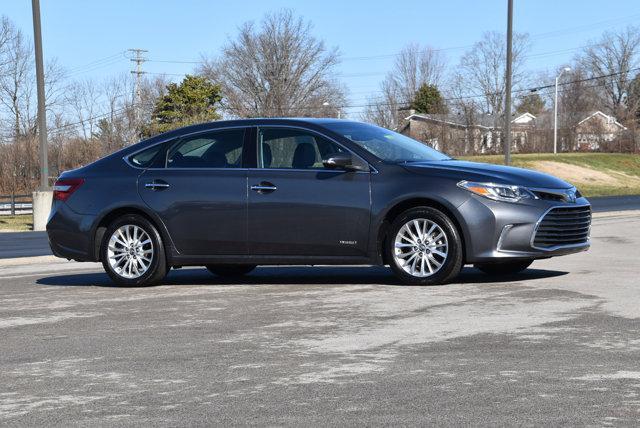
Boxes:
[4,0,640,117]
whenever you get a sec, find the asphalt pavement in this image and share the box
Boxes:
[0,231,49,259]
[0,211,639,425]
[589,194,640,212]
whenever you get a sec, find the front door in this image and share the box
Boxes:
[138,128,248,256]
[248,127,371,257]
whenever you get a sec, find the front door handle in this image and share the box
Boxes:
[250,182,277,193]
[144,180,170,191]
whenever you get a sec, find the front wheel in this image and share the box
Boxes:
[386,207,463,285]
[475,260,534,275]
[101,214,167,287]
[206,264,257,277]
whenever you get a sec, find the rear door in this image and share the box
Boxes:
[247,126,371,257]
[137,127,249,256]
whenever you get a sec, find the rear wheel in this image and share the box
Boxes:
[386,207,463,285]
[206,264,256,277]
[475,260,533,275]
[101,214,167,287]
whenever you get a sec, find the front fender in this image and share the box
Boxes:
[368,168,473,264]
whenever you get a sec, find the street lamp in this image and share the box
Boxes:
[322,102,341,119]
[554,67,571,154]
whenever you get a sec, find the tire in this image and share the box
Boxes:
[385,207,463,285]
[206,264,257,277]
[100,214,167,287]
[475,260,533,275]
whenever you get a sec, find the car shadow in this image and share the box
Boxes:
[36,265,569,288]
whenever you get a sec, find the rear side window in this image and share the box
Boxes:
[129,145,161,168]
[166,129,245,169]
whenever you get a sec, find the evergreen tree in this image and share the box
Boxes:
[411,84,446,114]
[148,75,223,135]
[515,93,545,115]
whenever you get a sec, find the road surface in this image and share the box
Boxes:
[0,211,639,425]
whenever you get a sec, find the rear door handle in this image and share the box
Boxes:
[144,180,170,191]
[250,182,277,193]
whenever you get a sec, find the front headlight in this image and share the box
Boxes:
[457,180,535,203]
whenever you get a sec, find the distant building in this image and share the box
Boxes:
[574,111,627,151]
[399,110,627,154]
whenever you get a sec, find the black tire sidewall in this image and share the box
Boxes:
[386,207,463,285]
[101,214,166,287]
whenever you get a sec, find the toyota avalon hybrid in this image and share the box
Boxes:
[47,118,591,286]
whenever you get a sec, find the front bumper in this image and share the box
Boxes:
[458,195,591,263]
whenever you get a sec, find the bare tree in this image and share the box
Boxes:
[139,75,169,123]
[0,16,14,79]
[0,20,35,193]
[0,22,33,138]
[579,26,640,120]
[96,74,133,152]
[389,43,446,104]
[446,73,484,153]
[200,9,346,118]
[558,67,603,150]
[362,43,446,128]
[456,31,530,128]
[361,80,400,129]
[65,79,102,141]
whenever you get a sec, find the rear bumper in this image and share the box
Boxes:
[46,201,97,262]
[459,196,591,263]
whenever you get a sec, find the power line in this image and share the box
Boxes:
[66,56,128,77]
[529,67,640,93]
[66,51,127,74]
[50,65,640,129]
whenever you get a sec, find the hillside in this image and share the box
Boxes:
[459,153,640,197]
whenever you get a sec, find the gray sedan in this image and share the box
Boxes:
[47,119,591,286]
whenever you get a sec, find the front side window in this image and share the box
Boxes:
[258,128,346,170]
[166,128,245,168]
[322,121,450,163]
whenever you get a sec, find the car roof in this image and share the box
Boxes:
[136,117,354,146]
[192,117,348,127]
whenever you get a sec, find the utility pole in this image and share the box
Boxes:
[128,48,148,132]
[32,0,48,190]
[503,0,513,166]
[31,0,52,231]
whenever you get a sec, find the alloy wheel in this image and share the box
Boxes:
[393,218,448,278]
[107,224,154,279]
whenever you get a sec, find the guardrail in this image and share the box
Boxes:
[0,194,33,216]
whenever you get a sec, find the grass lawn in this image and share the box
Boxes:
[0,215,32,232]
[459,153,640,197]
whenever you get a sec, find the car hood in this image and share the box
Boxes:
[403,160,573,189]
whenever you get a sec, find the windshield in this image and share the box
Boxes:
[323,121,450,162]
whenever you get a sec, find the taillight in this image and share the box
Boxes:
[53,178,84,201]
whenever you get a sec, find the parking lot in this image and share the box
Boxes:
[1,211,639,425]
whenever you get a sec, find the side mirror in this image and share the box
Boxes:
[322,153,368,172]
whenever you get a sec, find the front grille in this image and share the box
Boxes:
[531,190,565,202]
[532,205,591,249]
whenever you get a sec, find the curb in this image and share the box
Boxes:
[592,210,640,218]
